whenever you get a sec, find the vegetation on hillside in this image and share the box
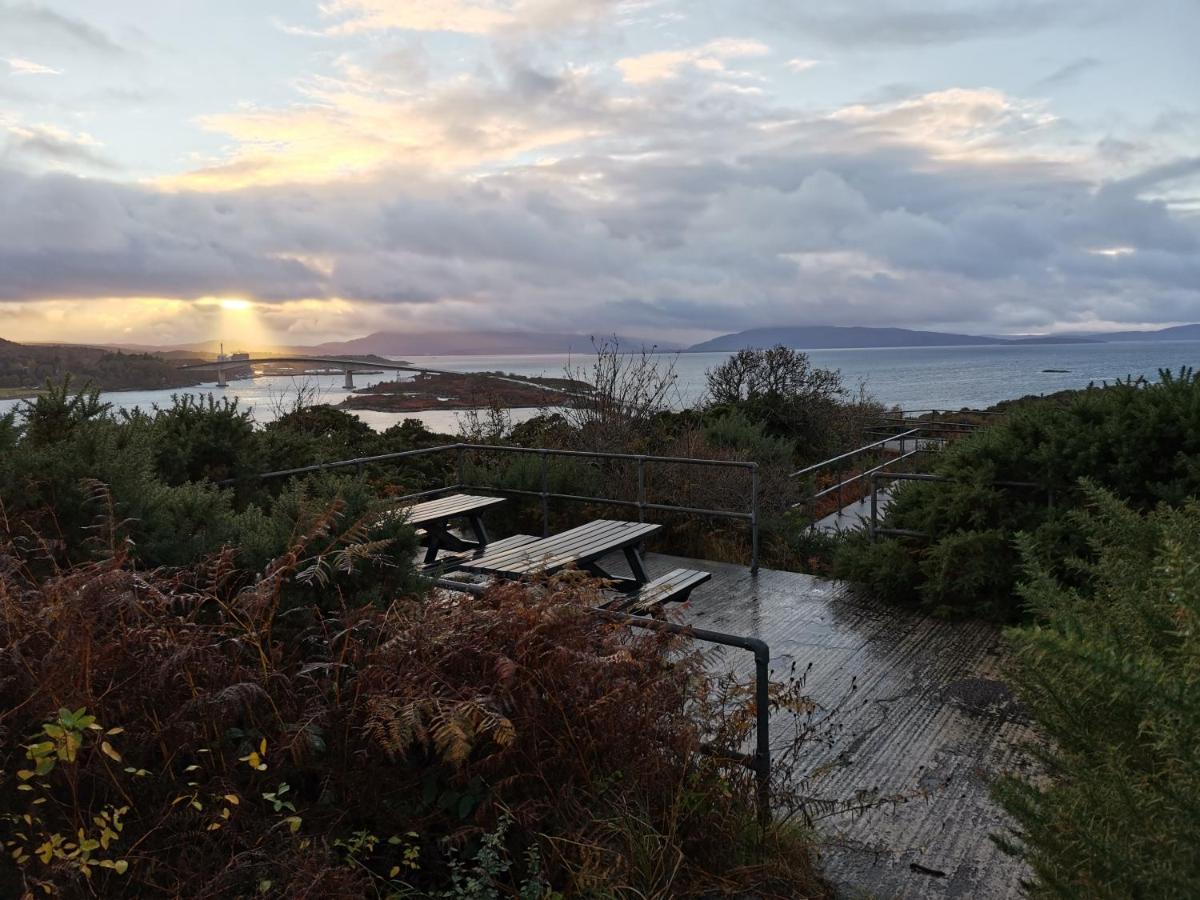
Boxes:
[340,370,590,413]
[0,340,202,392]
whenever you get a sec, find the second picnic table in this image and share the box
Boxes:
[457,519,658,591]
[454,519,712,611]
[398,493,508,564]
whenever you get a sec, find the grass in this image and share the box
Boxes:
[0,387,43,400]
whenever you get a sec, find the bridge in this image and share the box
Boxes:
[178,356,589,399]
[179,356,427,388]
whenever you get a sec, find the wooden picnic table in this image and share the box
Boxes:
[397,493,508,564]
[457,519,660,592]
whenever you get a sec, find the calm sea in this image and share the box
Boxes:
[3,341,1197,433]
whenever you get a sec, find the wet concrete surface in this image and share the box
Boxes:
[813,489,892,534]
[636,552,1037,900]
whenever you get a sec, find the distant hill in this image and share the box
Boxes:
[0,339,204,391]
[686,325,1097,352]
[1074,324,1200,342]
[307,331,676,357]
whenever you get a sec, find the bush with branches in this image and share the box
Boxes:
[994,488,1200,897]
[0,384,423,586]
[705,347,881,459]
[833,369,1200,619]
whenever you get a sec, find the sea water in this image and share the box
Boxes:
[2,341,1197,432]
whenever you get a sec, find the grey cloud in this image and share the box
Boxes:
[0,3,128,55]
[1105,156,1200,197]
[2,125,119,171]
[755,0,1106,47]
[0,77,1198,336]
[1030,56,1102,91]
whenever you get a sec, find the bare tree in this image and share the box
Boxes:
[560,337,682,451]
[456,396,512,444]
[267,376,325,421]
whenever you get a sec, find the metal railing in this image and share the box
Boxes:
[862,410,993,443]
[221,442,761,573]
[416,582,775,827]
[788,428,927,520]
[596,610,773,828]
[866,471,1046,541]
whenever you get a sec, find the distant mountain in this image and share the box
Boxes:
[307,331,676,357]
[1005,335,1100,345]
[105,339,273,358]
[1074,324,1200,342]
[686,325,1097,352]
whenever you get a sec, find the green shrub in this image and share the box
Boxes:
[994,489,1200,897]
[229,472,422,601]
[833,370,1200,619]
[832,530,923,605]
[0,386,422,592]
[142,393,260,485]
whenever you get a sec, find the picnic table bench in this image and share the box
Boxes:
[393,493,508,564]
[454,519,711,612]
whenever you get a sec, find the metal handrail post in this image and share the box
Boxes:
[456,444,465,489]
[593,609,772,828]
[869,473,879,543]
[539,450,549,537]
[750,463,760,575]
[752,642,771,827]
[637,457,645,523]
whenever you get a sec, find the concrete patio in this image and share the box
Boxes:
[639,552,1036,899]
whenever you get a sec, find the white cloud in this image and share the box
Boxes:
[319,0,513,35]
[785,58,821,73]
[828,87,1060,160]
[316,0,637,35]
[5,57,62,76]
[616,38,770,84]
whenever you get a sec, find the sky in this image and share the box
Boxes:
[0,0,1198,347]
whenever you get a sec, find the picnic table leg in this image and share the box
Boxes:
[623,543,650,584]
[467,514,490,549]
[423,529,443,565]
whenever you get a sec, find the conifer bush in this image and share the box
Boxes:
[833,369,1200,619]
[994,488,1200,897]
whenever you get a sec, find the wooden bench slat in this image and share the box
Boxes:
[400,494,506,526]
[609,568,712,613]
[486,521,657,576]
[489,521,634,571]
[465,520,634,571]
[428,534,539,570]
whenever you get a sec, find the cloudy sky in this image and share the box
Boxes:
[0,0,1197,346]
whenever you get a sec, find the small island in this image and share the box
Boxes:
[338,369,591,412]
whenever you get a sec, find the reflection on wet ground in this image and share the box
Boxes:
[641,552,1035,899]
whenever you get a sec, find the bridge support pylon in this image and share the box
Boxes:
[343,368,355,390]
[217,367,228,388]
